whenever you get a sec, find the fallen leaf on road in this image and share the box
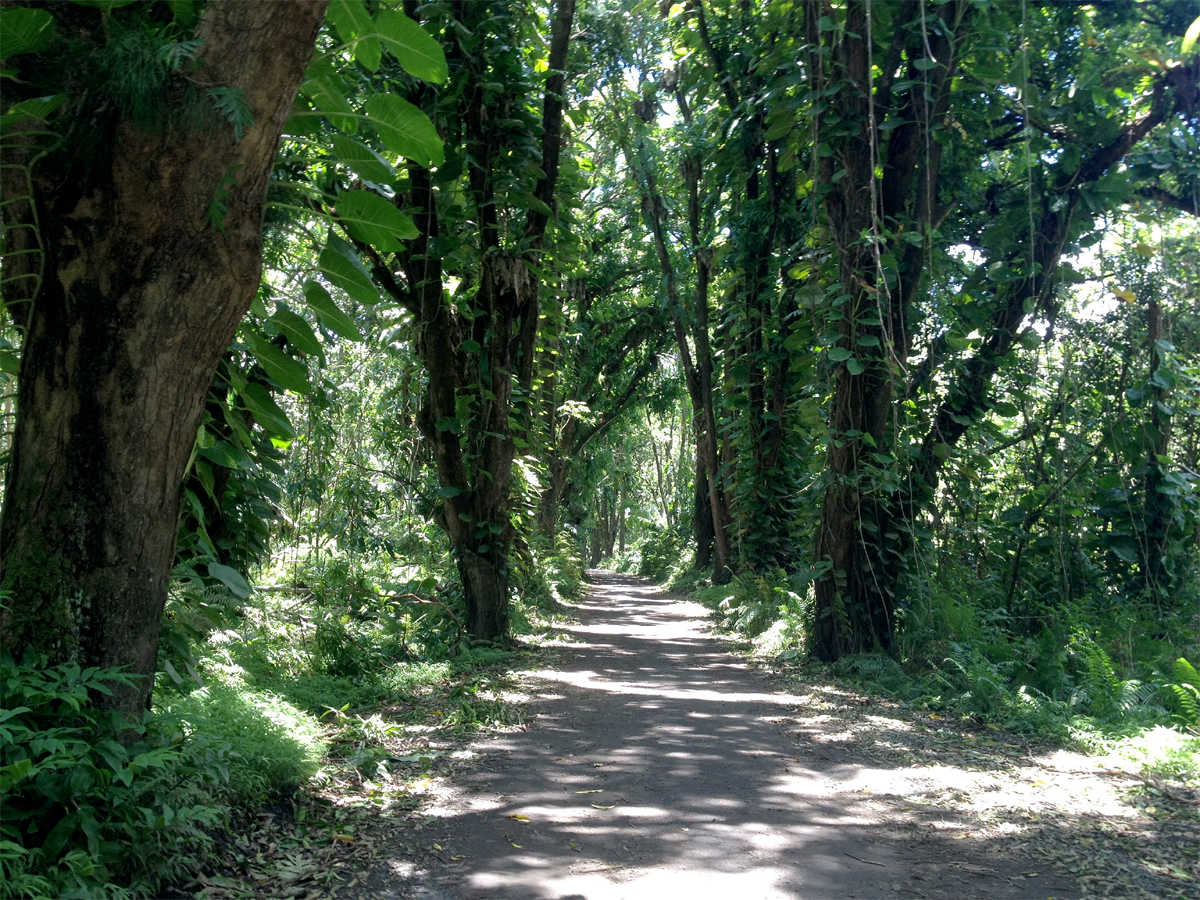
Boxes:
[506,814,531,822]
[510,843,522,849]
[331,834,355,843]
[575,790,603,794]
[432,843,443,851]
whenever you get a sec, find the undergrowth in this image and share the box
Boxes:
[673,561,1200,785]
[0,659,230,900]
[2,539,578,899]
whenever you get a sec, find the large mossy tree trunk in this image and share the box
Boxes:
[383,0,576,641]
[807,0,960,660]
[0,0,328,715]
[804,0,1188,661]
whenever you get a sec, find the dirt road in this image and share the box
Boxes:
[362,573,1078,899]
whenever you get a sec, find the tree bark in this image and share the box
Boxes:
[807,0,966,660]
[0,0,328,715]
[387,0,576,640]
[693,457,715,569]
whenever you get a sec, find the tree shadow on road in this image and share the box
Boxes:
[352,574,1192,900]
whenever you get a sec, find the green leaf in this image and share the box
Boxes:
[336,189,418,251]
[365,93,444,168]
[0,7,55,57]
[1151,368,1177,390]
[435,485,462,499]
[42,812,79,861]
[207,562,252,598]
[1108,537,1139,563]
[992,401,1019,418]
[375,9,448,83]
[318,236,380,306]
[164,0,197,27]
[303,280,364,341]
[845,357,864,375]
[245,333,312,394]
[198,440,243,469]
[270,307,322,355]
[999,506,1026,524]
[1182,14,1200,58]
[0,95,67,134]
[913,57,940,71]
[303,76,357,133]
[328,0,381,71]
[331,133,395,185]
[240,382,295,439]
[827,347,852,362]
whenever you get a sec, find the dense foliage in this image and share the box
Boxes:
[1,0,1198,895]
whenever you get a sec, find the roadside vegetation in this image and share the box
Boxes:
[2,1,1199,897]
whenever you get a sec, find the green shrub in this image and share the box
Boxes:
[1163,656,1200,726]
[636,526,688,582]
[166,682,324,804]
[0,657,230,899]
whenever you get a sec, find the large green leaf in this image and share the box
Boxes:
[375,9,448,84]
[331,133,395,185]
[336,189,418,251]
[207,562,251,598]
[328,0,381,72]
[302,76,357,133]
[245,333,312,394]
[303,280,364,341]
[318,236,380,306]
[240,382,295,439]
[365,94,444,168]
[0,7,55,56]
[269,306,322,355]
[1184,15,1200,58]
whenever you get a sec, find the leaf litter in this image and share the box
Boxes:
[755,655,1200,900]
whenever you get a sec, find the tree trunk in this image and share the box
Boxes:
[0,0,327,716]
[618,491,627,554]
[385,0,576,641]
[806,0,963,660]
[693,456,715,569]
[1142,299,1172,598]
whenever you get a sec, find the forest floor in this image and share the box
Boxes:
[192,573,1198,900]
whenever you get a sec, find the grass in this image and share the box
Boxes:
[164,682,326,804]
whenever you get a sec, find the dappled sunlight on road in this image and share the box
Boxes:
[363,573,1078,900]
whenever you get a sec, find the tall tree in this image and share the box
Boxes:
[355,0,578,640]
[0,0,328,715]
[804,0,1200,660]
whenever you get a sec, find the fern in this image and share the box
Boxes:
[1164,657,1200,727]
[159,578,247,687]
[206,164,242,233]
[207,87,254,142]
[157,38,202,73]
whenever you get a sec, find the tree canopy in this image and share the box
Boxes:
[1,1,1199,895]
